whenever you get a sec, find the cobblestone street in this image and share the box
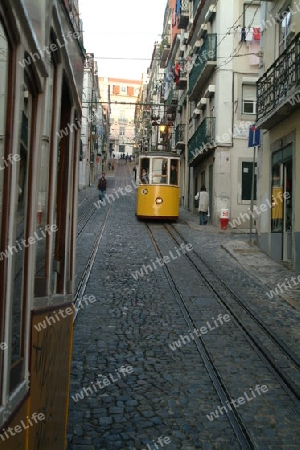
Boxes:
[67,162,300,450]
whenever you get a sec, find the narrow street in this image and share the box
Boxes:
[67,161,300,450]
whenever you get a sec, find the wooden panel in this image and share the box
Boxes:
[0,399,28,450]
[28,304,74,449]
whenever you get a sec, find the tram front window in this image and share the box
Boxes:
[170,160,178,185]
[139,158,149,184]
[152,158,168,184]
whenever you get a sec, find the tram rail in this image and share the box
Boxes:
[165,223,300,400]
[74,205,111,321]
[146,223,255,449]
[150,222,300,400]
[145,221,300,448]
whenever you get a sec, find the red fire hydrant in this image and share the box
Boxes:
[220,209,229,230]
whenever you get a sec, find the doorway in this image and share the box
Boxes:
[283,160,292,262]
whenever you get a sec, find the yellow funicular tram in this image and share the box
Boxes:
[135,151,180,220]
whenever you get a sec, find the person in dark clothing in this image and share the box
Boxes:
[97,172,107,201]
[170,164,177,184]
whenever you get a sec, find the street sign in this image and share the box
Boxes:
[248,124,260,147]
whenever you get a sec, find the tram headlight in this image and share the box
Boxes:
[155,197,163,205]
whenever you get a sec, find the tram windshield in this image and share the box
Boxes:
[152,158,168,184]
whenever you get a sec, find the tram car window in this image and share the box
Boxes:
[152,157,168,184]
[170,160,178,185]
[139,157,149,183]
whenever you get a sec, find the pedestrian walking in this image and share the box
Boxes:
[98,172,107,201]
[195,186,209,225]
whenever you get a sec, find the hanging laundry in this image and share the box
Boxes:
[240,27,246,42]
[245,27,253,41]
[253,28,260,40]
[175,63,180,84]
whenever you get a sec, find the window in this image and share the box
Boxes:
[127,86,134,96]
[242,84,257,114]
[152,158,168,184]
[170,160,178,185]
[279,9,292,53]
[242,162,257,201]
[119,127,125,136]
[243,2,261,28]
[112,85,120,95]
[121,85,127,93]
[140,158,149,184]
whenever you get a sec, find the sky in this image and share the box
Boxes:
[78,0,168,81]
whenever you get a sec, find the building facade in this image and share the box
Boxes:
[145,0,261,224]
[103,78,141,160]
[0,0,84,447]
[256,0,300,271]
[80,54,105,189]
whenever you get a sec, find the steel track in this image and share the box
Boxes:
[165,223,300,402]
[73,205,111,321]
[146,222,254,450]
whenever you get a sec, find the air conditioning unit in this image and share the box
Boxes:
[204,85,215,98]
[198,24,208,39]
[197,98,207,109]
[192,108,201,118]
[205,5,217,23]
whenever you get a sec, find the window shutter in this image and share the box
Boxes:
[243,84,256,101]
[244,4,261,28]
[127,86,134,96]
[113,85,120,95]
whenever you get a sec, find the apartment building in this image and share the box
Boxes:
[184,0,261,224]
[80,54,105,189]
[256,0,300,271]
[145,0,261,224]
[103,78,141,159]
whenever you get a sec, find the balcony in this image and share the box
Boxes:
[160,45,170,68]
[175,62,188,90]
[175,75,188,90]
[178,0,189,29]
[188,34,217,101]
[188,117,216,165]
[175,124,185,150]
[256,32,300,129]
[167,87,178,105]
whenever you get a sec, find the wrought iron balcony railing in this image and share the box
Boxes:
[257,32,300,128]
[188,117,216,164]
[175,124,185,149]
[167,87,178,105]
[188,34,217,100]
